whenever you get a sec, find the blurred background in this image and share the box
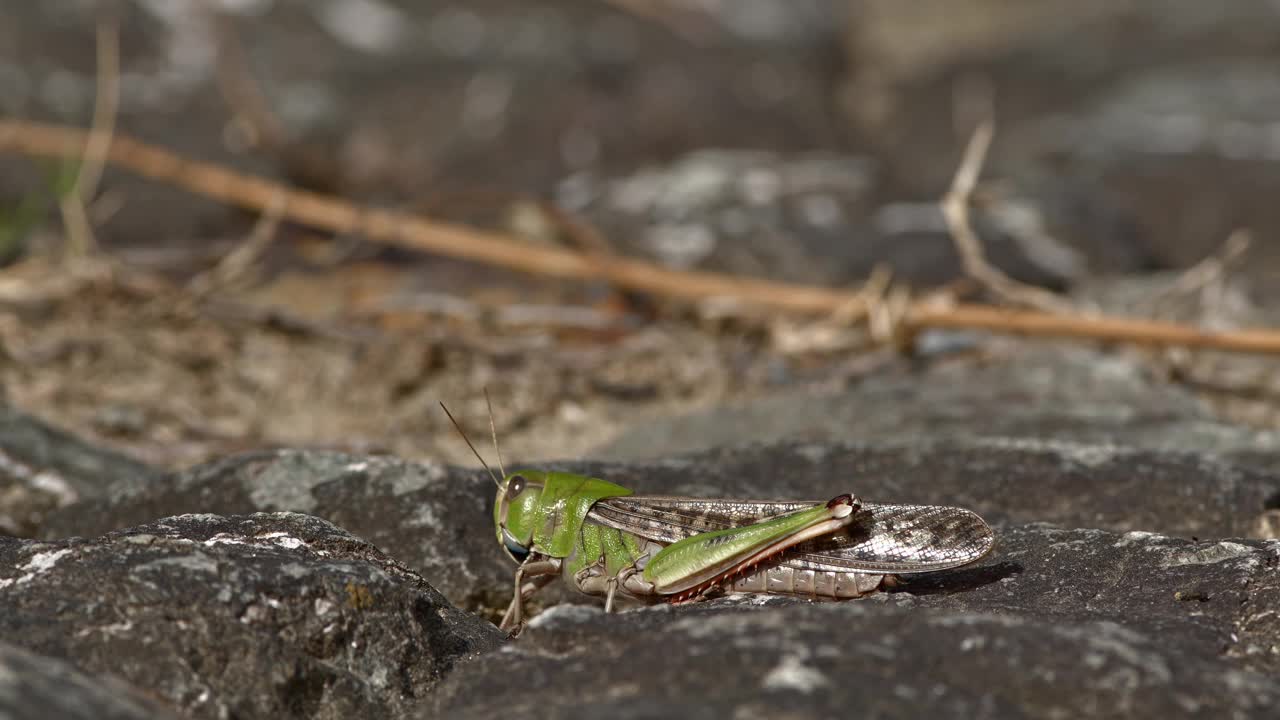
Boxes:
[2,0,1280,471]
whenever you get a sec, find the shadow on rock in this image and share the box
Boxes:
[889,560,1023,596]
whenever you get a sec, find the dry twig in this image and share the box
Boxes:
[0,121,876,314]
[186,191,286,297]
[905,303,1280,355]
[6,121,1280,356]
[941,120,1077,314]
[1142,228,1253,315]
[59,19,120,257]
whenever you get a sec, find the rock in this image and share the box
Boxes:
[0,404,159,537]
[39,451,516,613]
[1018,58,1280,276]
[16,369,1280,719]
[592,346,1280,464]
[0,1,850,261]
[2,2,1165,291]
[1070,274,1280,433]
[0,641,184,720]
[41,427,1280,612]
[556,150,881,286]
[427,525,1280,719]
[558,150,1153,289]
[843,0,1280,288]
[566,439,1280,540]
[0,512,504,720]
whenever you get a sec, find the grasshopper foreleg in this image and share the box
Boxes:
[501,574,556,635]
[500,556,560,634]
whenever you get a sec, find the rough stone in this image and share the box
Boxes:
[564,439,1280,540]
[0,2,1164,291]
[427,525,1280,719]
[0,512,504,720]
[844,0,1280,285]
[0,404,159,537]
[556,150,1155,289]
[0,1,852,266]
[7,3,1280,717]
[40,430,1280,612]
[0,640,183,720]
[593,346,1280,465]
[39,450,515,613]
[18,359,1280,718]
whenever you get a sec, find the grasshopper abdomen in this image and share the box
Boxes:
[726,565,886,598]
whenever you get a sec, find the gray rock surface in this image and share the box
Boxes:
[18,367,1280,719]
[558,150,1156,288]
[0,1,1166,290]
[566,440,1280,540]
[0,512,504,720]
[593,347,1280,464]
[8,3,1280,719]
[846,0,1280,285]
[40,432,1280,609]
[0,640,183,720]
[19,435,1280,720]
[40,450,514,611]
[0,404,159,537]
[1,0,852,273]
[427,525,1280,719]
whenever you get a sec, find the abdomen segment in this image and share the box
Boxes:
[727,565,886,598]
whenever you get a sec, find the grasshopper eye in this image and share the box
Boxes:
[506,474,527,500]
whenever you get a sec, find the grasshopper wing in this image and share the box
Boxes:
[589,496,994,574]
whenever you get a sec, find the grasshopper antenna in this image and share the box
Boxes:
[484,388,507,480]
[439,401,503,490]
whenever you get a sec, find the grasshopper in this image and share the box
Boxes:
[442,403,995,633]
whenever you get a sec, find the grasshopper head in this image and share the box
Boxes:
[494,470,547,564]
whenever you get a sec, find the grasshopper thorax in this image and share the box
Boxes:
[492,470,634,564]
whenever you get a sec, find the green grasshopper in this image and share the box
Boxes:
[442,403,994,633]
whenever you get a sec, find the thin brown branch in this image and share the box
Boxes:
[906,303,1280,355]
[6,120,1280,356]
[941,120,1076,314]
[0,120,873,314]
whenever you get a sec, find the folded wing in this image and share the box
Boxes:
[588,496,995,574]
